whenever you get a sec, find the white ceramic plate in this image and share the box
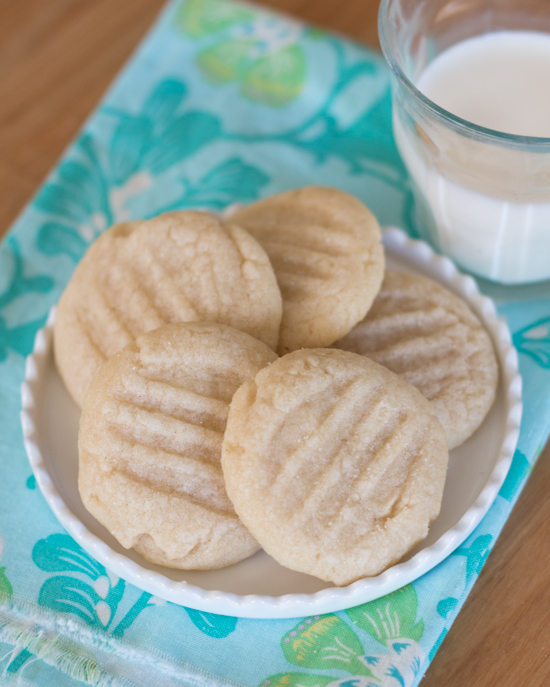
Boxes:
[21,228,522,619]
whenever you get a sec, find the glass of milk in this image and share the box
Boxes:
[379,0,550,284]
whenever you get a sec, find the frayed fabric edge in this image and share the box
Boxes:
[0,593,248,687]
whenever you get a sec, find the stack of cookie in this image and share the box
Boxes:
[55,186,498,586]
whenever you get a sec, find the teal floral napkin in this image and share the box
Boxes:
[2,1,550,685]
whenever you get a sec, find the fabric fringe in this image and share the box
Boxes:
[0,612,114,686]
[0,593,247,687]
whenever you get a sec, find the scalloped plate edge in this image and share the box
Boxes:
[21,228,522,618]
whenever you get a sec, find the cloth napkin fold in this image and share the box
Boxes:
[1,0,550,685]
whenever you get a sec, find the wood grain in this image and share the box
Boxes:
[0,0,167,236]
[422,446,550,687]
[1,2,549,686]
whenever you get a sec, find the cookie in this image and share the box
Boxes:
[78,322,277,570]
[221,348,448,585]
[334,271,498,449]
[54,211,282,406]
[231,187,384,355]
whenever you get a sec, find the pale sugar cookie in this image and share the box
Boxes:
[231,187,384,355]
[54,211,282,406]
[334,270,498,449]
[78,322,277,570]
[221,348,448,585]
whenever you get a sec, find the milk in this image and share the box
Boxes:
[394,31,550,284]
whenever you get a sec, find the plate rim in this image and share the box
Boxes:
[21,227,523,619]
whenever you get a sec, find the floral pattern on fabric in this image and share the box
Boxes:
[260,586,425,687]
[33,534,146,633]
[513,316,550,368]
[35,78,270,267]
[0,237,53,361]
[0,536,13,599]
[174,0,308,106]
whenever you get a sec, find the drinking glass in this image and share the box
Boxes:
[378,0,550,284]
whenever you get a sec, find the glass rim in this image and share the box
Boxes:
[378,0,550,148]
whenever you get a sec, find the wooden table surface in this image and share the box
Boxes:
[1,1,549,685]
